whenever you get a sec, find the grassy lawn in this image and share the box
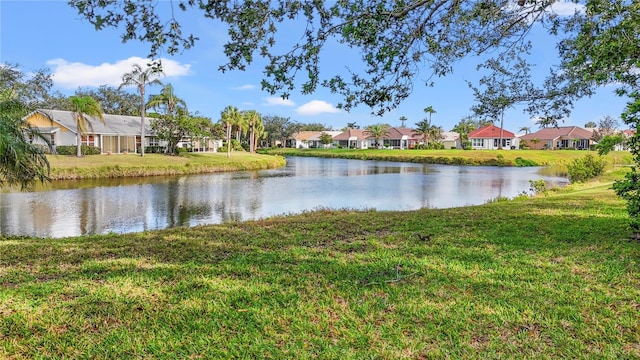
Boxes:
[263,148,634,167]
[47,152,286,179]
[1,180,639,358]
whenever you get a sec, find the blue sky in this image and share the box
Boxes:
[0,0,629,132]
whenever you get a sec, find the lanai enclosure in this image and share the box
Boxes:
[23,109,221,154]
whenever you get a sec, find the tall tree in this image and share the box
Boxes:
[364,123,390,149]
[68,96,105,157]
[147,84,186,117]
[262,115,300,147]
[414,120,431,145]
[76,85,141,116]
[399,116,407,127]
[592,115,620,142]
[518,127,531,135]
[220,105,241,158]
[0,63,67,110]
[423,106,436,125]
[69,1,553,115]
[452,117,477,144]
[119,63,163,156]
[584,121,597,128]
[468,44,538,149]
[243,110,262,153]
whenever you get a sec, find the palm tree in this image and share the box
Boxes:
[252,115,266,151]
[452,117,476,144]
[428,125,444,147]
[147,84,186,117]
[119,63,163,156]
[535,116,554,129]
[399,116,407,127]
[221,105,241,158]
[68,96,104,157]
[423,106,436,124]
[0,96,53,189]
[364,123,390,148]
[414,119,431,144]
[243,110,261,153]
[519,126,531,134]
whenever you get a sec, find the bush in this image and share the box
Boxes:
[529,178,548,194]
[56,145,101,155]
[514,157,539,167]
[566,154,607,183]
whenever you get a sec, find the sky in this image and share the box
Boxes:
[0,0,630,133]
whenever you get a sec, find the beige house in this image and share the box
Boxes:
[520,126,593,150]
[23,109,221,154]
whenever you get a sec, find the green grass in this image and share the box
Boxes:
[262,148,634,167]
[47,152,286,179]
[1,179,639,358]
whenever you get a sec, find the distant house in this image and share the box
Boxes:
[23,109,221,154]
[468,125,519,150]
[287,131,319,148]
[441,131,461,150]
[309,131,342,148]
[385,127,420,149]
[333,129,369,149]
[520,126,593,150]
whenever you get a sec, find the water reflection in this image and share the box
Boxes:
[0,157,569,238]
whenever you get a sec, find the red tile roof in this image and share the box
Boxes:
[468,125,516,139]
[333,129,368,140]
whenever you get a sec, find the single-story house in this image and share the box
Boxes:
[286,131,319,148]
[441,131,461,149]
[468,125,519,150]
[23,109,221,154]
[384,127,420,149]
[519,126,593,150]
[333,129,369,149]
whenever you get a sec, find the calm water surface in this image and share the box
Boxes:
[0,157,569,238]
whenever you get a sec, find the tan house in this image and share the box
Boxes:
[520,126,593,150]
[333,129,369,149]
[441,131,461,149]
[287,131,342,148]
[385,127,420,149]
[23,109,221,154]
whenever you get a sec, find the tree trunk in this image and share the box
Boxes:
[140,88,145,157]
[226,122,232,158]
[498,108,505,150]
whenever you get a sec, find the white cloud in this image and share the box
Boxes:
[264,96,295,107]
[549,0,585,16]
[296,100,339,115]
[47,56,191,89]
[232,84,256,91]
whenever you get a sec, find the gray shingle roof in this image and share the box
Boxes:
[26,109,153,136]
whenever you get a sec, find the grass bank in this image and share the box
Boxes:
[1,181,639,358]
[47,152,286,180]
[262,148,633,167]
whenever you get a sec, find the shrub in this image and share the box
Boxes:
[514,157,539,167]
[529,178,548,194]
[566,154,607,182]
[56,145,101,155]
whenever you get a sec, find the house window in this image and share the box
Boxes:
[81,135,94,146]
[493,139,511,148]
[50,134,55,146]
[472,138,484,147]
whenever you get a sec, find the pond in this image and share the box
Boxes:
[0,157,569,238]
